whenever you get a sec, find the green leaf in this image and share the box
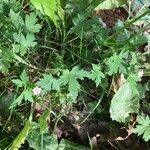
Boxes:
[30,0,64,28]
[36,74,60,92]
[59,70,70,86]
[59,138,90,150]
[130,35,148,46]
[13,33,36,55]
[27,123,52,150]
[11,70,29,88]
[1,47,14,62]
[69,66,86,80]
[9,120,31,150]
[52,78,60,91]
[59,66,86,99]
[20,70,29,84]
[25,33,37,47]
[24,90,33,102]
[10,90,33,108]
[12,44,26,55]
[9,9,24,28]
[0,47,14,74]
[0,62,9,74]
[25,12,41,33]
[87,64,105,87]
[68,77,80,98]
[133,114,150,141]
[95,0,127,10]
[38,110,50,134]
[11,92,24,107]
[36,74,53,91]
[137,83,149,99]
[11,79,24,87]
[110,82,139,123]
[106,53,127,75]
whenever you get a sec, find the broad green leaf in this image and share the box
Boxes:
[30,0,64,28]
[127,73,139,86]
[38,110,50,134]
[49,135,90,150]
[110,82,139,123]
[9,120,31,150]
[87,64,105,87]
[59,138,90,150]
[95,0,127,10]
[27,123,52,150]
[48,135,59,150]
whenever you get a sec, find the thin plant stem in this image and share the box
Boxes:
[81,90,104,124]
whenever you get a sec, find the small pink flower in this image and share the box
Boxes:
[32,86,42,96]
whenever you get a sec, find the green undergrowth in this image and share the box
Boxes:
[0,0,150,149]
